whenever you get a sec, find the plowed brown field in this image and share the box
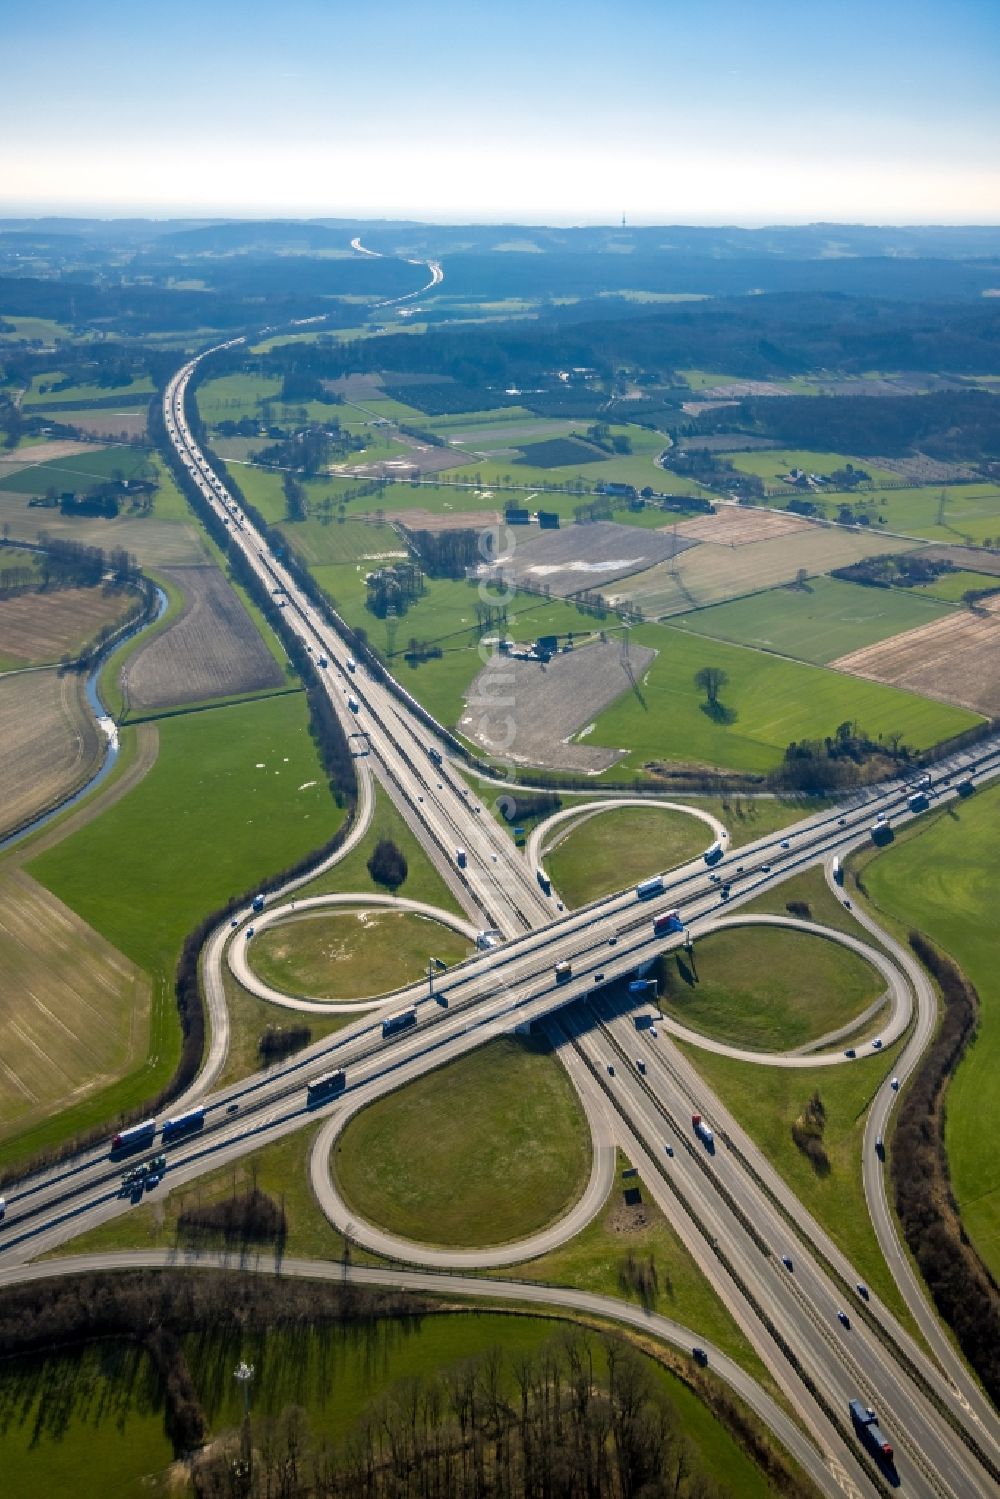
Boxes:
[833,601,1000,716]
[0,668,103,840]
[0,584,139,666]
[0,868,148,1145]
[124,565,284,709]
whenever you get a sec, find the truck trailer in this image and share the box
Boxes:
[555,960,573,983]
[849,1400,894,1462]
[653,909,683,935]
[703,841,724,866]
[382,1008,417,1039]
[636,875,665,900]
[692,1113,714,1148]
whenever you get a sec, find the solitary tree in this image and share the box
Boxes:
[367,837,408,890]
[694,666,728,706]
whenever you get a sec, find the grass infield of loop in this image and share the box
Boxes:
[659,925,885,1053]
[333,1035,592,1248]
[545,805,709,909]
[247,907,471,1001]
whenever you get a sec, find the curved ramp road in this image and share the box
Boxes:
[310,1027,617,1269]
[527,796,728,897]
[230,892,480,1013]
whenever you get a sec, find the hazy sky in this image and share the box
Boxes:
[3,0,998,222]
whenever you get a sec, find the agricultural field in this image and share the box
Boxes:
[0,314,75,343]
[911,568,1000,601]
[585,622,979,775]
[333,1035,591,1247]
[21,372,155,407]
[671,575,955,664]
[0,668,102,840]
[248,908,471,1001]
[861,785,1000,1279]
[658,926,885,1051]
[446,423,676,494]
[122,565,285,711]
[833,601,1000,716]
[544,805,710,906]
[673,506,815,546]
[608,519,917,619]
[460,639,657,772]
[829,483,1000,543]
[0,452,205,567]
[727,448,901,488]
[0,582,140,667]
[194,371,282,423]
[49,406,149,440]
[0,868,149,1150]
[488,518,695,598]
[514,434,607,467]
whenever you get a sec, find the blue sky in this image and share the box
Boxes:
[2,0,998,221]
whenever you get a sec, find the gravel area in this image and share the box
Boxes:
[460,639,656,772]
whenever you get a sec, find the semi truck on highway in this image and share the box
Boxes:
[957,777,975,797]
[162,1107,205,1142]
[427,746,443,767]
[383,1008,417,1038]
[348,697,360,713]
[346,658,357,673]
[555,960,572,983]
[653,909,683,935]
[832,857,843,885]
[692,1113,715,1148]
[907,791,929,812]
[849,1401,894,1463]
[307,1070,346,1104]
[111,1120,156,1156]
[537,870,552,895]
[636,875,665,900]
[252,893,266,913]
[703,841,724,866]
[455,847,467,868]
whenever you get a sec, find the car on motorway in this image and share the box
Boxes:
[782,1255,793,1271]
[635,1057,646,1074]
[709,872,721,883]
[245,926,254,939]
[230,917,239,928]
[0,1195,5,1220]
[608,936,618,946]
[226,1102,240,1114]
[691,1347,708,1366]
[856,1283,870,1300]
[607,1063,615,1076]
[837,817,847,825]
[837,1310,851,1328]
[843,898,852,908]
[649,1026,657,1038]
[665,1143,674,1157]
[760,864,772,874]
[594,972,605,983]
[872,1038,883,1050]
[844,1048,856,1058]
[780,839,790,849]
[891,1077,900,1091]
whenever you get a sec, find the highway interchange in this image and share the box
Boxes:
[1,331,998,1498]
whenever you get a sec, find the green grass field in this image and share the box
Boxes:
[22,373,154,407]
[857,484,1000,543]
[677,1036,912,1329]
[671,576,955,665]
[0,314,75,343]
[586,622,978,775]
[912,569,1000,601]
[660,926,884,1051]
[195,371,282,422]
[508,1153,767,1379]
[334,1035,592,1246]
[545,806,710,907]
[0,1341,172,1499]
[860,786,1000,1279]
[18,695,345,1157]
[728,449,901,488]
[295,786,465,916]
[0,444,155,495]
[248,908,471,1000]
